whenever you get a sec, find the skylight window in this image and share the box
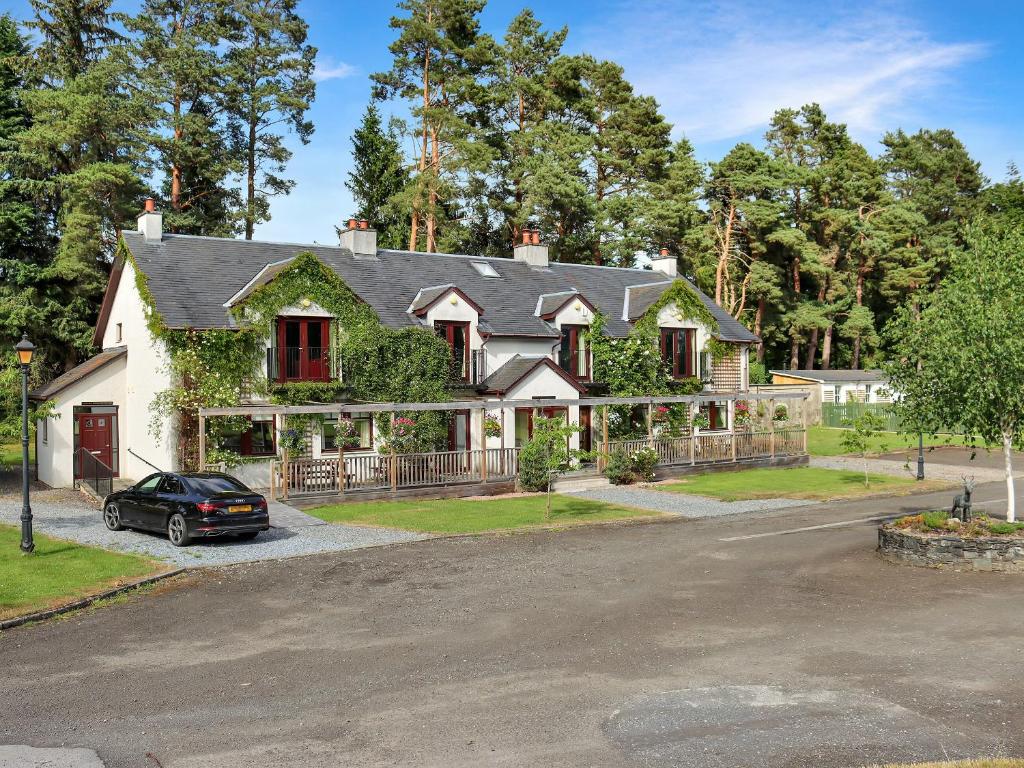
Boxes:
[470,261,500,278]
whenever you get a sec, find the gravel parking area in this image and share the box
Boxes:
[0,494,426,568]
[566,485,813,517]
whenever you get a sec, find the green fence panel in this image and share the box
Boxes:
[821,403,902,431]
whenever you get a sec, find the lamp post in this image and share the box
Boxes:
[916,432,925,481]
[16,335,35,553]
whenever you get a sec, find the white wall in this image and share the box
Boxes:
[423,291,484,351]
[36,355,127,489]
[486,364,583,451]
[552,299,594,329]
[483,337,558,372]
[100,259,176,479]
[656,304,713,349]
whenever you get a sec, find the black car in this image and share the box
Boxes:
[102,472,270,546]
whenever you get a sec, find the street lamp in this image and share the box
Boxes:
[15,335,35,553]
[917,432,925,481]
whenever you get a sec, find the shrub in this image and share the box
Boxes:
[604,450,635,485]
[987,521,1024,535]
[517,439,551,492]
[921,510,950,530]
[629,447,659,482]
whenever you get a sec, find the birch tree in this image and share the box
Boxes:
[887,222,1024,521]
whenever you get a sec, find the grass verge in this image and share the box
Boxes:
[308,494,658,534]
[0,438,34,468]
[872,761,1024,768]
[0,524,163,621]
[659,466,945,502]
[807,426,970,457]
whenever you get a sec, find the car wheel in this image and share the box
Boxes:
[103,502,124,531]
[167,513,191,547]
[236,531,260,541]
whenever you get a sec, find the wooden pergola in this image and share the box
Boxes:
[198,392,810,497]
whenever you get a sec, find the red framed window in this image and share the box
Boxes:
[660,328,696,379]
[559,325,590,381]
[435,321,470,381]
[448,410,471,452]
[217,415,276,457]
[274,318,330,382]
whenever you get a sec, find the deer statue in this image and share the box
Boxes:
[950,476,976,522]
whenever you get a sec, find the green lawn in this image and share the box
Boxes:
[0,524,162,621]
[0,438,34,468]
[660,466,941,502]
[807,426,971,457]
[308,494,658,534]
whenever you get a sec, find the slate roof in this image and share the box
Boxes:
[480,355,586,395]
[624,281,673,320]
[535,291,578,317]
[30,347,126,400]
[119,232,758,342]
[771,369,886,383]
[408,284,456,313]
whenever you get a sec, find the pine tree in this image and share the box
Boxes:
[124,0,240,236]
[345,103,409,249]
[14,0,150,367]
[223,0,316,240]
[372,0,493,253]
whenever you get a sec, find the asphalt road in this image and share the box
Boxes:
[2,481,1024,768]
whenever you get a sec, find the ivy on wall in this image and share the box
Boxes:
[142,249,454,469]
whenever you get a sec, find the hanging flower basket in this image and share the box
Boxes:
[483,413,502,439]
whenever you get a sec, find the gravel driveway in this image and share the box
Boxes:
[0,493,425,568]
[566,485,813,517]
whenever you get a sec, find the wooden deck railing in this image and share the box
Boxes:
[278,428,805,497]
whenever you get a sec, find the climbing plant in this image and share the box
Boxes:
[144,250,454,468]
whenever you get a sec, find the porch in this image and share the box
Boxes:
[198,392,810,503]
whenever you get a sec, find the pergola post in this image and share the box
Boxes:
[389,411,398,493]
[646,401,655,447]
[729,398,737,462]
[337,409,345,495]
[480,407,488,483]
[601,405,610,471]
[769,398,776,460]
[280,414,289,500]
[690,401,697,466]
[198,413,206,470]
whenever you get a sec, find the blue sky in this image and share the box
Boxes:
[8,0,1023,244]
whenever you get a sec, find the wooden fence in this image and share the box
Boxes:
[276,429,804,498]
[821,403,901,431]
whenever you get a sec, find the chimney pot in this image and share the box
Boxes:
[531,230,540,245]
[138,199,162,242]
[359,219,369,230]
[347,218,357,230]
[144,197,156,213]
[521,230,530,245]
[660,247,669,257]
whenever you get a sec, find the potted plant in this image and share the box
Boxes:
[483,413,502,439]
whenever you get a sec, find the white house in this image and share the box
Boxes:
[770,369,893,405]
[33,205,759,491]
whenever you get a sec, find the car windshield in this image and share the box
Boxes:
[187,476,251,496]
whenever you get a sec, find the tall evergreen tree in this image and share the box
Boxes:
[14,0,150,367]
[123,0,240,236]
[223,0,316,240]
[372,0,493,253]
[345,103,409,249]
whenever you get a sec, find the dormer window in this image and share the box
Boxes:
[660,328,696,379]
[435,320,470,381]
[470,261,500,278]
[271,318,331,382]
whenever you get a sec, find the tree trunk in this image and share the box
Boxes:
[1004,433,1016,523]
[851,337,861,370]
[754,298,766,362]
[171,92,182,216]
[245,116,256,240]
[803,328,818,369]
[411,40,431,252]
[821,325,833,370]
[715,204,735,306]
[789,335,799,370]
[427,125,438,253]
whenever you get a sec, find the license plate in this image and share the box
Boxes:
[227,504,252,514]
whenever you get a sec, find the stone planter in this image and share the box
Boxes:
[878,525,1024,572]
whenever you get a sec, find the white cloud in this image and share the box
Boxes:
[577,0,985,143]
[313,58,357,83]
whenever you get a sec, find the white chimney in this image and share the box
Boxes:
[137,198,162,242]
[339,218,378,258]
[513,229,548,268]
[651,247,677,277]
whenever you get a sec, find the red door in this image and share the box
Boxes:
[78,413,113,473]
